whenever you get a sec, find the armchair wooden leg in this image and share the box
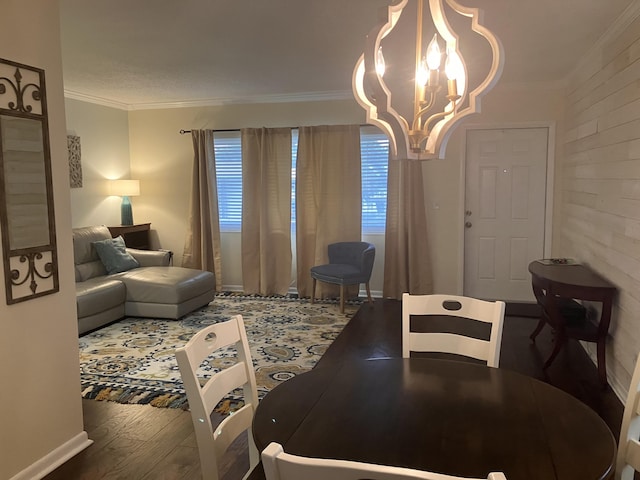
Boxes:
[339,285,345,313]
[365,282,373,304]
[311,278,316,304]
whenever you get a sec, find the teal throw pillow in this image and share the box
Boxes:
[92,236,140,274]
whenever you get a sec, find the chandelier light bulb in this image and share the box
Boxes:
[416,59,430,86]
[445,47,464,97]
[376,47,386,77]
[444,47,463,81]
[426,34,442,71]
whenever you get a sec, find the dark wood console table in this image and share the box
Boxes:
[107,223,151,249]
[528,260,616,386]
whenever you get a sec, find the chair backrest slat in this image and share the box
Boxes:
[212,403,255,459]
[201,361,249,411]
[402,293,505,368]
[408,332,496,363]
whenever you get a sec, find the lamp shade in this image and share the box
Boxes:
[109,179,140,197]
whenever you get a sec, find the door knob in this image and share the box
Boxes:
[465,221,472,228]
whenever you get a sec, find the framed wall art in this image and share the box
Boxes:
[0,57,59,304]
[68,134,82,188]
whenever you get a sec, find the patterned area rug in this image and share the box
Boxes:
[79,295,357,409]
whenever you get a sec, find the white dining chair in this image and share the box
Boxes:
[402,293,506,367]
[175,314,259,480]
[616,354,640,479]
[262,442,507,480]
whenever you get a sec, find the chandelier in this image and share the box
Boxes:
[353,0,504,160]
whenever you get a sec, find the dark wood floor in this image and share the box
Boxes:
[45,300,624,480]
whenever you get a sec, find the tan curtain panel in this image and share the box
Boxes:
[296,125,362,298]
[182,130,223,291]
[383,159,433,298]
[241,127,293,295]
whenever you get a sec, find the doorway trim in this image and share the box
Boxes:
[456,121,556,295]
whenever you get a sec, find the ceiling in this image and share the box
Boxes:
[59,0,636,109]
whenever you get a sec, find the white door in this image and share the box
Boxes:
[464,127,548,302]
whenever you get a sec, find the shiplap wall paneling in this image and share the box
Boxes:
[561,9,640,398]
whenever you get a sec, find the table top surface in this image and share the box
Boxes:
[107,223,151,231]
[528,261,616,291]
[251,356,616,480]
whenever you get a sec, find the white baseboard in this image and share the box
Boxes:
[10,431,93,480]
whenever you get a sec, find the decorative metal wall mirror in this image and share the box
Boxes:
[0,58,58,304]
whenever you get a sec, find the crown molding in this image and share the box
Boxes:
[65,78,576,113]
[64,89,131,110]
[66,81,573,112]
[64,78,578,112]
[128,90,355,110]
[65,89,355,111]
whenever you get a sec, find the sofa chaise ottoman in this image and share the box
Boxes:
[74,225,215,334]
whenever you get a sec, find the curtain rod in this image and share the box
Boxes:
[180,124,372,134]
[180,128,236,134]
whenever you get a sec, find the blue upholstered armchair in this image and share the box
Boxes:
[310,241,375,313]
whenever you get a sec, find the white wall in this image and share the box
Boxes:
[66,98,131,228]
[0,2,89,479]
[559,7,640,398]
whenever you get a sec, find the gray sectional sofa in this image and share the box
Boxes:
[73,225,215,334]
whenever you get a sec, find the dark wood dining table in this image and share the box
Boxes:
[247,300,617,480]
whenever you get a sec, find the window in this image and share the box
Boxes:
[213,127,389,233]
[360,126,389,233]
[291,129,298,228]
[213,131,242,230]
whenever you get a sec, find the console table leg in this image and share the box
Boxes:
[530,318,546,343]
[543,332,567,370]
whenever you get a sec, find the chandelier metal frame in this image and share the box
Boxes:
[353,0,505,160]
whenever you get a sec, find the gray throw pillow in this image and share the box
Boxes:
[92,236,140,274]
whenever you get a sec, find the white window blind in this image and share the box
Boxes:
[360,126,389,233]
[213,131,243,231]
[292,129,298,227]
[213,127,389,233]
